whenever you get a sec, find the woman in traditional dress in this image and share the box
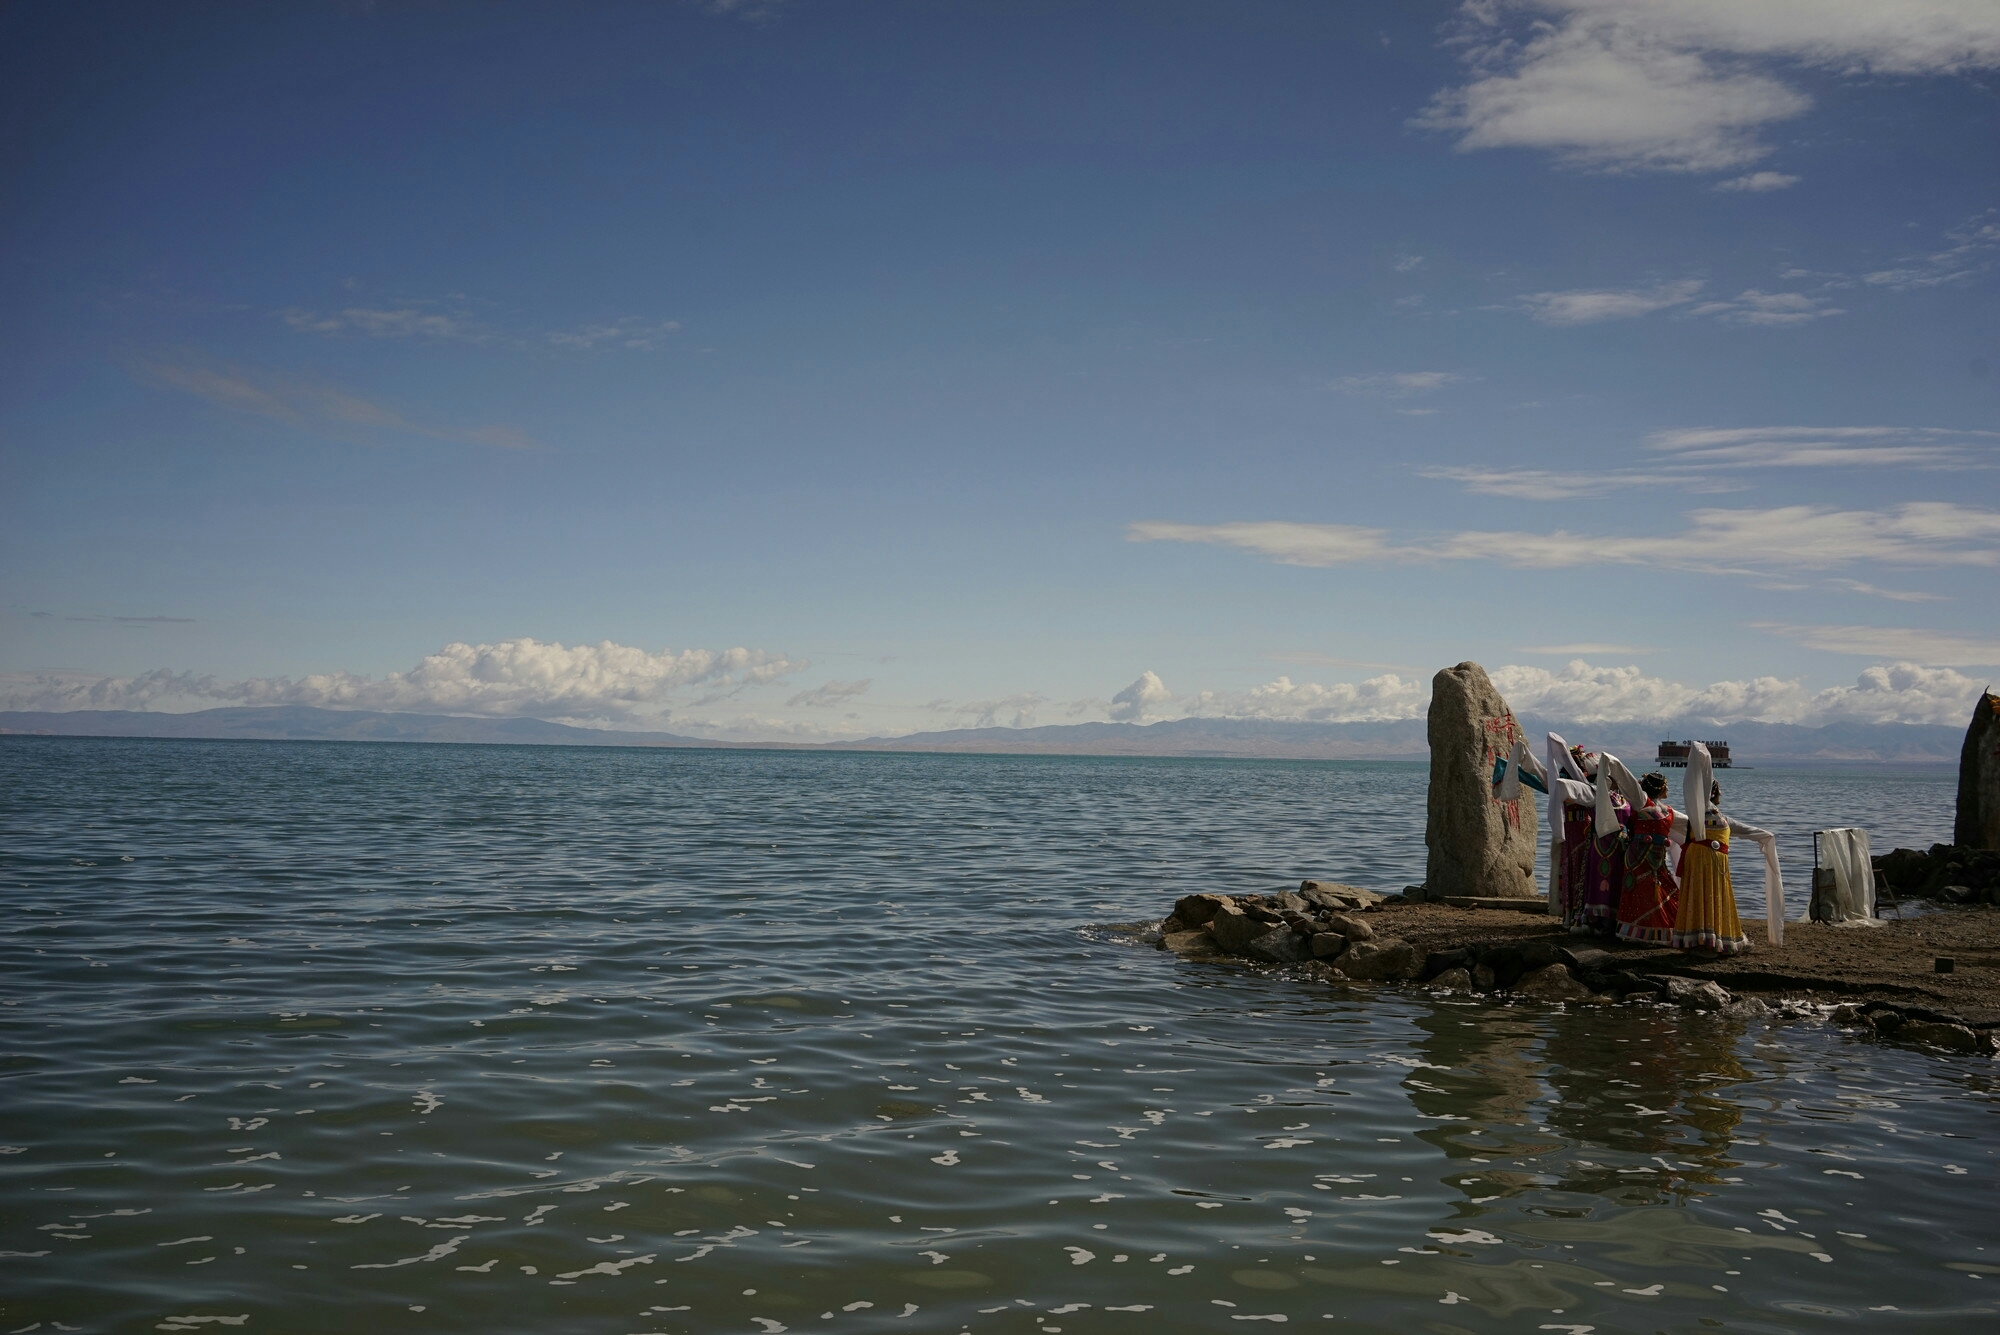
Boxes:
[1616,772,1680,944]
[1532,735,1598,929]
[1671,744,1784,954]
[1571,749,1637,938]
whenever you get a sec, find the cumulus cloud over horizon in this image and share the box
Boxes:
[0,638,805,724]
[1187,660,1987,730]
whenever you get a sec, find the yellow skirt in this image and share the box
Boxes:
[1673,843,1749,955]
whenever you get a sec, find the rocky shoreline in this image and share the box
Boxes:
[1145,879,2000,1058]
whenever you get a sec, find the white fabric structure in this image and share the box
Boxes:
[1816,827,1879,925]
[1594,752,1642,838]
[1497,735,1547,802]
[1684,742,1786,947]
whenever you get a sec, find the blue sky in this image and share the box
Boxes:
[3,0,1997,738]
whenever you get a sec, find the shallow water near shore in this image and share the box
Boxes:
[2,737,1994,1334]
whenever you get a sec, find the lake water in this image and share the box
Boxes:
[2,738,1993,1334]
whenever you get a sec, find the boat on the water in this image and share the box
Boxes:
[1656,739,1731,768]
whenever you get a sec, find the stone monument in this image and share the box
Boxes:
[1423,661,1539,898]
[1957,689,2000,851]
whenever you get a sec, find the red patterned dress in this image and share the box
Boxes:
[1616,800,1679,944]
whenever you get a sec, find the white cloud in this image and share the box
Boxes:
[1107,671,1174,723]
[0,638,804,724]
[1182,658,1987,728]
[1417,1,2000,174]
[1715,171,1798,192]
[140,359,537,451]
[1519,279,1704,324]
[785,679,871,708]
[1187,673,1426,724]
[1489,657,1989,727]
[1752,622,2000,666]
[1130,502,2000,575]
[1686,288,1843,325]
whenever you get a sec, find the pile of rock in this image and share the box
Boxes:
[1159,881,1420,981]
[1830,1001,1997,1055]
[1872,843,2000,904]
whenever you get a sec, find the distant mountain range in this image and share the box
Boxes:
[0,704,1964,764]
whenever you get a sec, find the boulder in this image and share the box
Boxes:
[1426,967,1472,991]
[1512,963,1591,1001]
[1900,1020,1993,1053]
[1956,690,2000,851]
[1309,932,1350,960]
[1868,1008,1905,1035]
[1173,894,1231,927]
[1272,891,1311,915]
[1423,947,1472,979]
[1337,938,1419,981]
[1423,662,1541,899]
[1471,963,1497,990]
[1162,930,1221,957]
[1244,924,1313,964]
[1209,907,1267,954]
[1319,913,1375,942]
[1663,977,1732,1011]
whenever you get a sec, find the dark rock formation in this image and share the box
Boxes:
[1958,689,2000,850]
[1423,662,1539,899]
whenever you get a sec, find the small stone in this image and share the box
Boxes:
[1935,956,1956,973]
[1830,1003,1864,1024]
[1309,932,1350,960]
[1321,913,1375,943]
[1159,914,1187,934]
[1425,967,1472,991]
[1722,997,1771,1020]
[1942,884,1976,904]
[1472,963,1497,990]
[1172,894,1231,927]
[1299,961,1348,984]
[1868,1009,1905,1034]
[1664,977,1732,1011]
[1272,892,1310,915]
[1512,963,1592,1001]
[1337,938,1419,982]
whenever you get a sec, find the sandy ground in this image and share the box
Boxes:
[1377,901,2000,1026]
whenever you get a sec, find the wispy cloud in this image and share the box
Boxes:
[547,318,684,351]
[1715,171,1800,192]
[1862,210,2000,291]
[282,293,685,353]
[1332,370,1470,396]
[785,679,871,708]
[1416,2,2000,176]
[1826,579,1948,603]
[282,305,494,343]
[1687,288,1842,325]
[139,357,538,451]
[1752,621,2000,666]
[1517,643,1651,655]
[926,693,1048,729]
[1423,426,1995,501]
[1130,502,2000,575]
[1649,425,1995,469]
[0,638,806,724]
[1519,279,1705,325]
